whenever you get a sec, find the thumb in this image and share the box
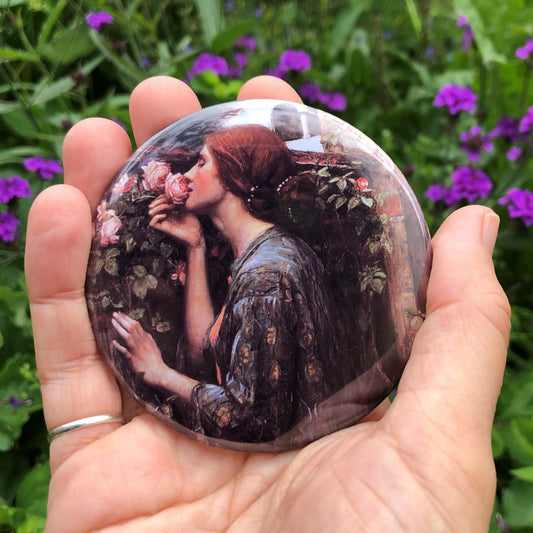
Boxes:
[394,205,511,447]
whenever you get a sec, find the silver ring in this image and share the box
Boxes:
[47,414,124,443]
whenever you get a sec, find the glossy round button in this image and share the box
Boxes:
[86,100,431,451]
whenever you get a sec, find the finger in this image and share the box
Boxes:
[112,340,129,356]
[111,316,129,338]
[25,185,123,473]
[63,118,133,213]
[129,76,202,146]
[238,75,303,103]
[393,206,510,447]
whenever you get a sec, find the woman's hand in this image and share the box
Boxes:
[111,312,167,385]
[148,194,204,249]
[25,76,510,533]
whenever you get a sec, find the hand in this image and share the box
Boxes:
[111,312,167,385]
[148,193,204,249]
[25,75,510,532]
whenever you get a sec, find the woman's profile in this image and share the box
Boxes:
[111,124,354,443]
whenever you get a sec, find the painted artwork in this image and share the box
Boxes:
[86,100,431,451]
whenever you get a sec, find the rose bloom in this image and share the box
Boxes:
[356,177,369,190]
[165,173,189,204]
[112,173,135,193]
[100,212,122,246]
[142,160,171,191]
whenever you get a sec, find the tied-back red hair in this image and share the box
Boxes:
[204,124,292,221]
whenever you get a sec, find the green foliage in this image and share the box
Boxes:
[0,0,532,530]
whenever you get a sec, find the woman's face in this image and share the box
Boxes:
[183,145,227,214]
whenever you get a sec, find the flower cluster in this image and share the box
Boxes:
[188,53,229,78]
[516,38,533,62]
[427,79,533,226]
[96,201,123,246]
[300,82,347,112]
[425,167,492,206]
[0,176,32,242]
[433,84,477,115]
[459,125,493,161]
[268,49,312,78]
[86,11,114,32]
[23,156,62,179]
[141,160,189,204]
[498,188,533,227]
[519,106,533,136]
[0,176,32,203]
[457,16,474,52]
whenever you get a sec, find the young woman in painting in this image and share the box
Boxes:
[111,124,355,444]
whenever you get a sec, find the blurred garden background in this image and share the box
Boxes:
[0,0,532,531]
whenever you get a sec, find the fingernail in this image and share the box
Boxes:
[482,212,500,254]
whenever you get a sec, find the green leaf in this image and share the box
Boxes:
[502,417,533,466]
[335,196,347,209]
[404,0,422,36]
[0,47,39,63]
[0,146,46,166]
[361,196,374,208]
[511,466,533,483]
[211,19,258,54]
[327,0,370,58]
[452,0,506,64]
[1,108,41,139]
[30,76,75,107]
[193,0,224,46]
[347,196,361,210]
[16,462,50,518]
[38,22,95,65]
[501,480,533,527]
[0,354,42,452]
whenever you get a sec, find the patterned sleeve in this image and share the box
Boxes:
[190,279,300,442]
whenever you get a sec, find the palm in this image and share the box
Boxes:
[25,76,509,533]
[47,406,488,531]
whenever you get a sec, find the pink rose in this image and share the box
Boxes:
[141,160,171,191]
[112,173,135,193]
[100,211,122,246]
[165,172,189,204]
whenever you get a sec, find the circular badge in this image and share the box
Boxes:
[86,100,431,451]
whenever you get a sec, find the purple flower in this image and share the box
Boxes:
[457,16,474,52]
[489,116,519,141]
[433,85,477,115]
[234,52,248,69]
[516,38,533,61]
[0,176,32,203]
[225,1,234,13]
[506,146,523,161]
[459,125,493,161]
[300,81,323,101]
[86,11,114,32]
[449,166,493,203]
[266,66,285,79]
[319,91,347,111]
[519,106,533,135]
[235,36,256,51]
[278,50,312,73]
[425,184,448,202]
[299,82,347,111]
[141,56,152,67]
[0,212,21,242]
[188,53,228,78]
[23,157,63,179]
[498,188,533,226]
